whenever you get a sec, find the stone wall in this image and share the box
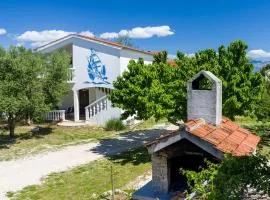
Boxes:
[151,152,169,193]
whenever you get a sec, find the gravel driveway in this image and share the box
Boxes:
[0,124,178,199]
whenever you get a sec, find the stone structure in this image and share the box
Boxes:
[187,71,222,126]
[151,153,169,193]
[133,71,261,200]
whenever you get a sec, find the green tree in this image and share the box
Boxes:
[261,64,270,94]
[217,41,263,119]
[0,46,70,137]
[153,51,168,64]
[256,64,270,120]
[260,64,270,78]
[181,154,270,200]
[110,58,181,123]
[113,35,134,47]
[42,51,70,109]
[109,40,263,123]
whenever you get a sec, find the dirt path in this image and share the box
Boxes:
[0,124,178,199]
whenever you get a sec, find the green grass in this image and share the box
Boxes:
[104,118,126,131]
[0,118,162,161]
[8,148,151,200]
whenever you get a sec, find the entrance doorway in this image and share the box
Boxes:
[79,89,89,119]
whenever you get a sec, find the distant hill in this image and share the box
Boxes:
[251,60,270,72]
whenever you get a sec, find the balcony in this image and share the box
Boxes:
[67,68,75,83]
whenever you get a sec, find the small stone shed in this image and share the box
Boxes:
[133,71,261,200]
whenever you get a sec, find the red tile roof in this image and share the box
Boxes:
[167,60,177,67]
[37,34,157,56]
[78,34,158,55]
[185,117,260,156]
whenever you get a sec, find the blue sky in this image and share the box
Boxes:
[1,0,270,59]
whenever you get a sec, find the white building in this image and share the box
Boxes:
[37,34,154,125]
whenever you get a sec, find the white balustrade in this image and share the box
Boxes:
[85,96,108,120]
[45,110,66,121]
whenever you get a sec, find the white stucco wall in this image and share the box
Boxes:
[38,36,154,92]
[59,89,74,109]
[120,49,154,74]
[72,38,121,91]
[37,38,74,53]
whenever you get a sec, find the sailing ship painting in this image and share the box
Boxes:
[87,48,110,84]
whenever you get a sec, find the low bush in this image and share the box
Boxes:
[104,118,125,131]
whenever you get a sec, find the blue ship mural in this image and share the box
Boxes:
[87,48,110,84]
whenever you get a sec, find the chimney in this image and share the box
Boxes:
[187,71,222,126]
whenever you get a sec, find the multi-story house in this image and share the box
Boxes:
[37,34,154,125]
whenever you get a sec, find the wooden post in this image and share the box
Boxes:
[111,165,115,200]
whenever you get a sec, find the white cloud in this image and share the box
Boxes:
[247,49,270,59]
[168,53,194,59]
[16,29,95,47]
[186,53,195,58]
[100,32,119,39]
[0,28,7,35]
[17,30,74,47]
[16,43,24,47]
[100,25,174,39]
[79,31,94,37]
[168,54,177,59]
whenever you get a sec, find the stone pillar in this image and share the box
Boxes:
[151,152,169,194]
[73,90,79,122]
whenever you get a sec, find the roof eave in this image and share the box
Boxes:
[35,34,123,52]
[35,34,155,56]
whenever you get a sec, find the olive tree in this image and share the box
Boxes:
[0,46,70,137]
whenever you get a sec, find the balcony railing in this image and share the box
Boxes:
[85,96,108,120]
[67,68,75,83]
[45,110,66,121]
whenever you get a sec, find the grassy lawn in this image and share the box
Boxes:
[0,118,166,161]
[8,148,151,200]
[4,117,270,199]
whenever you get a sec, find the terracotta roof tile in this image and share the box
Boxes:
[222,120,239,133]
[167,60,177,67]
[37,34,157,56]
[204,129,229,145]
[190,126,209,138]
[202,124,216,132]
[184,117,260,156]
[145,117,260,157]
[185,120,196,128]
[216,140,239,153]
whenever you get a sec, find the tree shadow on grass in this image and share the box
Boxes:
[0,126,53,150]
[90,128,175,165]
[108,147,151,166]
